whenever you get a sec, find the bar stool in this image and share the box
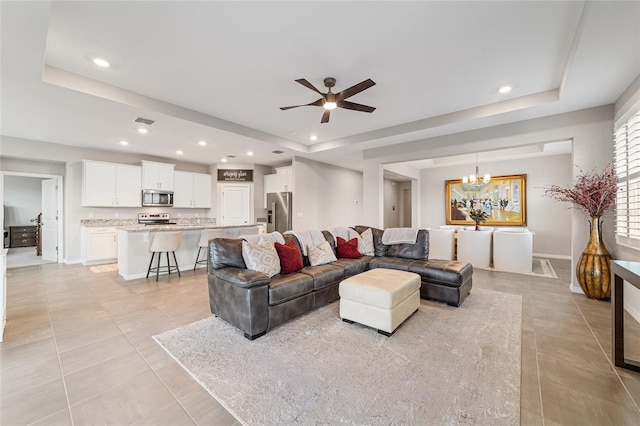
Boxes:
[194,229,224,271]
[147,231,182,281]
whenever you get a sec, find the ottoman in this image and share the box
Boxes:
[339,268,421,336]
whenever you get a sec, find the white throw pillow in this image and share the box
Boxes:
[242,236,281,277]
[357,228,375,256]
[307,241,337,266]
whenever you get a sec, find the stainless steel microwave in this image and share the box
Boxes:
[142,190,174,207]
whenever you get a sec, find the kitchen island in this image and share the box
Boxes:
[115,223,261,280]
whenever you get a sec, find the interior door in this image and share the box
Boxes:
[41,179,58,262]
[221,184,251,225]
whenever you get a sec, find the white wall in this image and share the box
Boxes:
[3,175,45,227]
[420,154,572,257]
[398,181,412,227]
[292,156,363,230]
[383,179,400,229]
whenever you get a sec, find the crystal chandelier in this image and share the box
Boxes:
[461,154,491,191]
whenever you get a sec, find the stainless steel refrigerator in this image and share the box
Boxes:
[266,192,292,233]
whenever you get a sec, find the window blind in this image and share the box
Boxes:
[614,110,640,250]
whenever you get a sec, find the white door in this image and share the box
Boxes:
[41,179,58,262]
[221,184,251,225]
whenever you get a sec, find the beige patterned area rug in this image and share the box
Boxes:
[480,258,558,279]
[154,288,522,425]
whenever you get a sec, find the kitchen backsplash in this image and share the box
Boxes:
[81,217,217,226]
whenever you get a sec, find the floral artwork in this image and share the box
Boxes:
[543,165,618,216]
[446,174,527,226]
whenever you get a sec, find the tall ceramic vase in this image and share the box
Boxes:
[576,215,611,300]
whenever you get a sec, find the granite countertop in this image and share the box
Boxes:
[80,218,264,233]
[116,224,263,232]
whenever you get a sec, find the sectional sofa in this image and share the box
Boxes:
[207,226,473,340]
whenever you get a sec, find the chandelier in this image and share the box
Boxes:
[461,154,491,191]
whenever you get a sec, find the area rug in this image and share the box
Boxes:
[153,288,522,425]
[480,258,558,279]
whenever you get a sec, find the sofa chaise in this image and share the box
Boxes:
[207,226,473,340]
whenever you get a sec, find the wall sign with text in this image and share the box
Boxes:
[217,169,253,182]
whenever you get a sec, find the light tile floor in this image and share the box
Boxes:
[1,260,639,425]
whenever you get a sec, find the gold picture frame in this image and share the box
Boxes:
[445,174,527,226]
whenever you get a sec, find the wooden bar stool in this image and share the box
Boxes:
[194,229,224,271]
[147,231,182,281]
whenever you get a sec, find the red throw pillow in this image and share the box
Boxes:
[274,240,304,275]
[336,237,363,259]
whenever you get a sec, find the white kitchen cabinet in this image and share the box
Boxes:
[276,166,292,192]
[141,160,175,190]
[174,171,212,208]
[81,227,117,265]
[263,166,292,208]
[82,160,142,207]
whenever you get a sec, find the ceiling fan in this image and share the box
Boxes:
[280,77,376,123]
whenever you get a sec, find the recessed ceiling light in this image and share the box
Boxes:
[93,57,110,68]
[247,151,254,156]
[198,140,207,146]
[221,158,228,163]
[176,150,183,155]
[498,86,512,94]
[310,135,318,141]
[119,140,128,146]
[137,128,148,134]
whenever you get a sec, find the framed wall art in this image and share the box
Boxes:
[445,174,527,226]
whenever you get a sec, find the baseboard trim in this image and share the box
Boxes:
[533,252,572,260]
[625,300,640,325]
[570,282,585,294]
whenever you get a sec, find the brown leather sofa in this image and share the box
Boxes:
[207,226,473,340]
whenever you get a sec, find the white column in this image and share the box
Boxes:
[362,160,384,228]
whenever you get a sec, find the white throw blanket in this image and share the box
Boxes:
[326,227,359,243]
[240,231,285,245]
[284,229,326,256]
[382,227,419,245]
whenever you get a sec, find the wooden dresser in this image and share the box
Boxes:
[10,226,37,248]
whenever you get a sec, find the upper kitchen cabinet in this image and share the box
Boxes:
[82,160,142,207]
[141,160,175,191]
[263,166,292,208]
[173,171,212,208]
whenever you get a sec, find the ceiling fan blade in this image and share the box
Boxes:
[321,109,331,123]
[280,98,324,110]
[295,78,323,94]
[337,79,376,100]
[338,100,376,113]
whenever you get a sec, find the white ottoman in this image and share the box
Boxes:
[339,269,421,336]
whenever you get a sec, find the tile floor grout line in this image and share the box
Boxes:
[109,291,201,426]
[572,297,640,413]
[42,264,76,426]
[532,326,546,425]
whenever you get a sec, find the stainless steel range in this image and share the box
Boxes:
[137,213,176,225]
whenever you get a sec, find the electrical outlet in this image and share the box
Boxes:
[88,212,94,218]
[114,212,119,218]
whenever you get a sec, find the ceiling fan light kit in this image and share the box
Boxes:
[281,77,376,123]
